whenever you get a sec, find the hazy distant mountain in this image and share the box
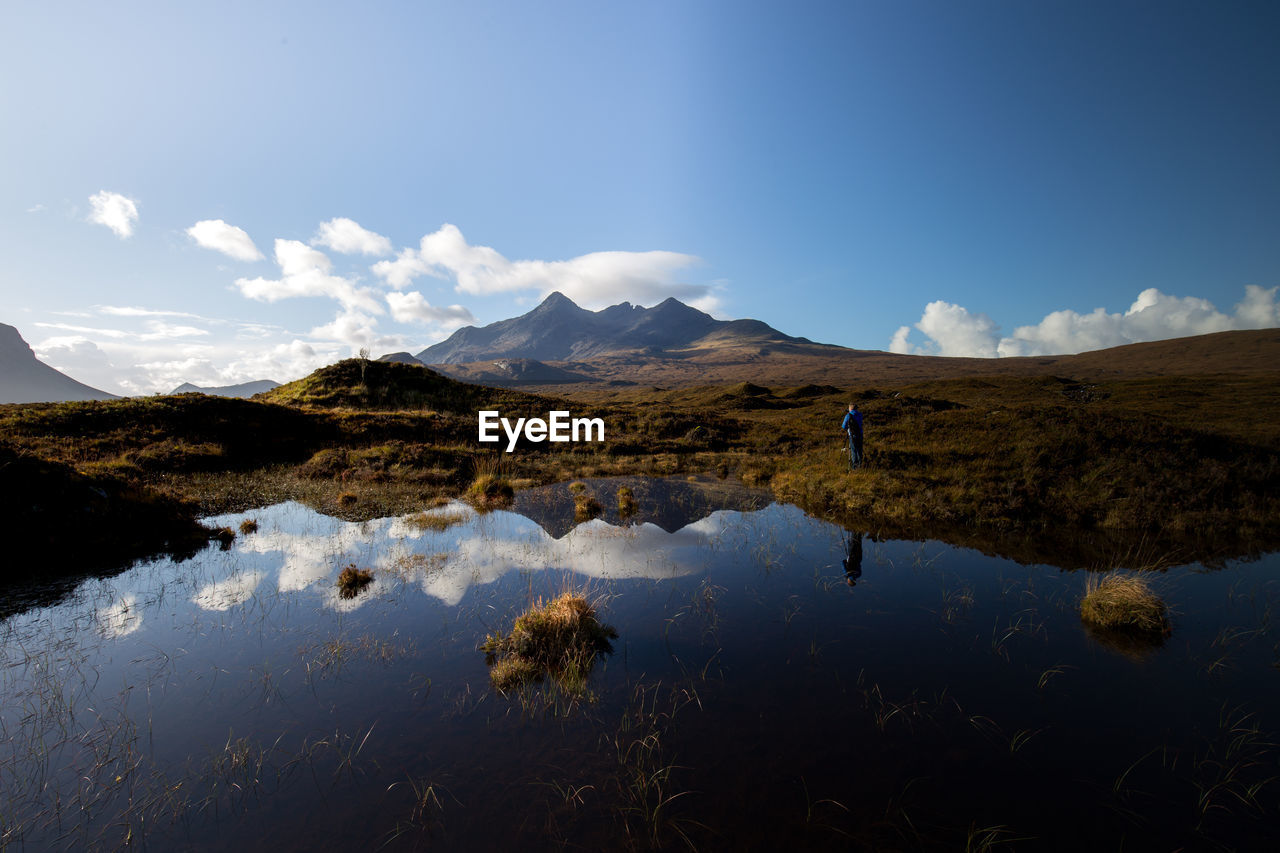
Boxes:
[377,351,426,366]
[171,379,281,398]
[0,323,117,404]
[415,292,806,364]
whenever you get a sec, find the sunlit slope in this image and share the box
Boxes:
[258,357,553,412]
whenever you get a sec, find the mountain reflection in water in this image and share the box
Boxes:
[189,477,777,610]
[2,476,1277,852]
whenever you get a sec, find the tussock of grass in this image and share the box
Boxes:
[573,490,602,522]
[336,564,374,599]
[482,592,617,693]
[1080,573,1170,638]
[617,485,636,517]
[468,474,513,507]
[467,456,515,508]
[238,518,259,535]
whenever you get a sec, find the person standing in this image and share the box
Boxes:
[841,403,863,470]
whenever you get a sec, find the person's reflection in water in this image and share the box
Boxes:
[843,531,864,586]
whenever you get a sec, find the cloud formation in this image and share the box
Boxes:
[187,219,264,261]
[313,217,392,256]
[235,240,383,314]
[31,308,344,396]
[87,190,139,238]
[385,291,475,327]
[372,223,708,310]
[891,285,1280,358]
[98,305,203,318]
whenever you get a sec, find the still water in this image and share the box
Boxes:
[2,477,1278,850]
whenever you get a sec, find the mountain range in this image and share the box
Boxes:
[415,291,807,363]
[0,323,117,404]
[400,293,1280,389]
[171,380,281,398]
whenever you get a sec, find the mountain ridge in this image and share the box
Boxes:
[172,379,281,398]
[415,292,802,364]
[0,323,117,404]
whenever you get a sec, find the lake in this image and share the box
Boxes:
[2,476,1278,850]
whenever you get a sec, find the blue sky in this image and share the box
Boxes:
[2,0,1277,393]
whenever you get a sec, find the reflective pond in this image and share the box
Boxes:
[2,477,1278,850]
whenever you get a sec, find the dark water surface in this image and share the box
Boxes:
[3,477,1278,850]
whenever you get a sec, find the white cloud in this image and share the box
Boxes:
[892,300,999,357]
[889,325,913,354]
[309,309,382,350]
[385,291,475,328]
[372,223,708,309]
[186,219,265,262]
[87,190,139,238]
[32,319,343,396]
[98,594,142,638]
[235,239,383,314]
[371,247,433,289]
[313,217,392,256]
[98,305,203,319]
[193,570,265,611]
[891,285,1280,358]
[35,320,209,342]
[1232,284,1280,328]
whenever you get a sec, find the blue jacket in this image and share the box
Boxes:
[841,409,863,434]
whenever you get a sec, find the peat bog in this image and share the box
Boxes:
[2,476,1279,850]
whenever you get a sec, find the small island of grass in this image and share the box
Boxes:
[1080,573,1170,643]
[482,591,618,693]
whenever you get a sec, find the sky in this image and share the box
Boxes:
[2,0,1278,394]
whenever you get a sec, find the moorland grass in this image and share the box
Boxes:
[482,592,618,693]
[3,359,1277,575]
[1080,573,1170,639]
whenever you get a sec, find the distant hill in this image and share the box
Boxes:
[171,379,280,398]
[416,291,805,364]
[172,376,280,397]
[257,357,543,412]
[377,351,426,366]
[0,323,117,404]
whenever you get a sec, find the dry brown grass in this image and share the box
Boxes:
[1080,573,1170,637]
[481,591,617,693]
[405,508,469,532]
